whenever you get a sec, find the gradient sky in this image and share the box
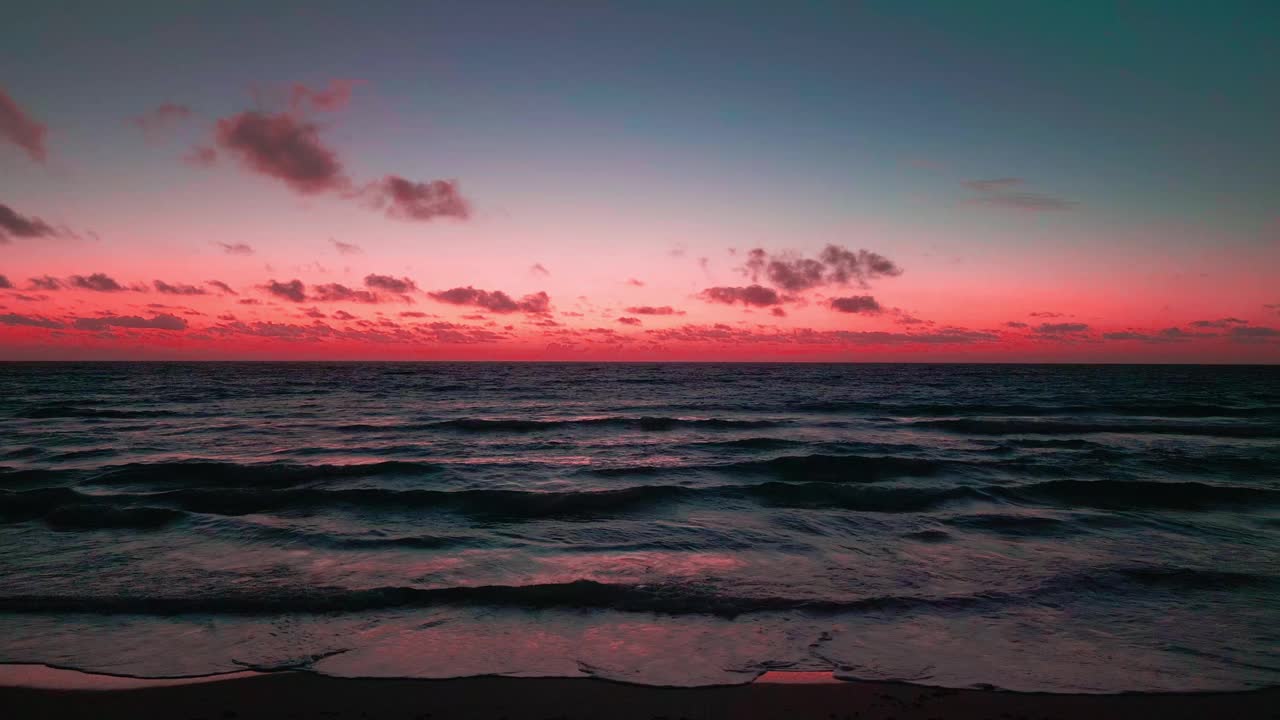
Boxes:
[2,1,1278,361]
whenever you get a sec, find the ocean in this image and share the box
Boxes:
[1,362,1277,692]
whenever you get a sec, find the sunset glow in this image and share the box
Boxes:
[2,3,1277,362]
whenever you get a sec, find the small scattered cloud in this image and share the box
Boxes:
[28,275,63,291]
[429,286,551,314]
[72,314,187,331]
[215,111,348,195]
[1230,326,1280,342]
[363,273,417,295]
[330,238,362,255]
[290,79,358,113]
[625,278,645,287]
[744,245,902,292]
[154,279,207,295]
[624,306,684,316]
[68,273,126,292]
[0,86,48,163]
[0,312,63,329]
[699,285,782,307]
[1029,311,1064,318]
[963,178,1077,212]
[311,282,378,303]
[0,202,57,244]
[206,280,237,295]
[1005,321,1029,329]
[1189,317,1248,328]
[829,295,883,314]
[369,175,470,222]
[1034,322,1090,334]
[0,274,9,289]
[617,316,642,326]
[530,263,550,277]
[263,279,307,302]
[217,242,254,256]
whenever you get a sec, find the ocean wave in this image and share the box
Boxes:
[2,564,1265,617]
[912,418,1278,439]
[425,416,784,432]
[796,400,1280,418]
[995,479,1280,511]
[43,504,185,531]
[14,405,187,420]
[0,580,1008,617]
[86,460,445,488]
[587,453,947,481]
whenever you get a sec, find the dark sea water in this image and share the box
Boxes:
[1,363,1278,692]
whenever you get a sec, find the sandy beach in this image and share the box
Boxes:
[2,666,1277,720]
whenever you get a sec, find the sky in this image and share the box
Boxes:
[1,0,1278,361]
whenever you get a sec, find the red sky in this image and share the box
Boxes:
[3,5,1279,362]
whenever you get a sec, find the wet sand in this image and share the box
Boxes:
[2,665,1277,719]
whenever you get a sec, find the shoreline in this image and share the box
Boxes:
[3,665,1277,719]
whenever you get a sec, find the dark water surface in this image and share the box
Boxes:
[1,363,1277,691]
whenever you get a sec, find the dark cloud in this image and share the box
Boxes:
[0,203,57,243]
[963,179,1077,212]
[1189,317,1248,328]
[626,278,645,287]
[312,283,378,303]
[133,103,193,138]
[330,239,362,255]
[743,245,902,292]
[215,111,347,195]
[0,312,63,329]
[154,280,207,295]
[264,279,307,302]
[829,295,882,314]
[68,273,126,292]
[400,311,429,318]
[1035,322,1090,334]
[364,274,417,294]
[644,324,999,346]
[28,275,63,291]
[206,280,237,295]
[1004,321,1029,329]
[0,274,9,289]
[429,286,551,314]
[617,316,642,326]
[1101,328,1204,343]
[0,87,48,162]
[624,306,684,316]
[1230,326,1280,342]
[371,175,470,222]
[290,80,357,113]
[530,263,551,277]
[1029,311,1064,318]
[332,310,356,321]
[699,285,781,307]
[770,307,787,317]
[218,242,254,256]
[72,314,187,331]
